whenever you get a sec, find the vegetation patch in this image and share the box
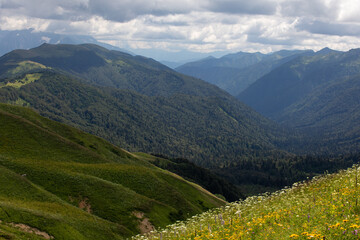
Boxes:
[1,73,42,89]
[1,60,50,79]
[5,98,29,107]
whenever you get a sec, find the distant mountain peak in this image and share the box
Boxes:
[348,48,360,54]
[316,47,337,55]
[204,55,216,60]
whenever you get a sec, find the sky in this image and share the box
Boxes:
[1,0,360,56]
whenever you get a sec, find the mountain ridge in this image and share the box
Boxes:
[176,49,313,96]
[0,43,230,98]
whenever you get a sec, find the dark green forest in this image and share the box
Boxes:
[149,154,244,201]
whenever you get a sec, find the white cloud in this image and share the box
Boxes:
[205,0,279,15]
[338,0,360,21]
[280,0,340,19]
[1,0,360,54]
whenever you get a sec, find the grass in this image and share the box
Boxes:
[133,165,360,239]
[0,60,49,89]
[1,74,42,89]
[0,103,225,239]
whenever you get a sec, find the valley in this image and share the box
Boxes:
[0,42,360,239]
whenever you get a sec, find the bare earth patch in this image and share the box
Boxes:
[9,223,54,239]
[133,211,154,234]
[78,197,92,213]
[69,196,92,213]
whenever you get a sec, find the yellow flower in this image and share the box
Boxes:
[290,233,299,238]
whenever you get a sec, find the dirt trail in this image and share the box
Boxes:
[133,211,155,234]
[9,223,54,239]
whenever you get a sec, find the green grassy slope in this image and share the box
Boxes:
[136,164,360,239]
[0,103,225,239]
[0,220,49,240]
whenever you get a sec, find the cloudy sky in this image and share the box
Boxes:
[1,0,360,55]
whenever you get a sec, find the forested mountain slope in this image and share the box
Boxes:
[0,71,288,168]
[238,48,355,118]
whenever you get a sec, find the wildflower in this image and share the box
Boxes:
[290,233,299,238]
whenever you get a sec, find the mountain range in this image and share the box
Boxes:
[176,49,313,96]
[0,29,229,66]
[1,41,360,239]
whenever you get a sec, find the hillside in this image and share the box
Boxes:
[278,74,360,152]
[176,50,312,96]
[0,44,290,170]
[134,163,360,239]
[141,154,244,202]
[0,103,226,239]
[0,43,226,97]
[238,48,360,154]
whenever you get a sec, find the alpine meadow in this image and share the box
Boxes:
[1,1,360,239]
